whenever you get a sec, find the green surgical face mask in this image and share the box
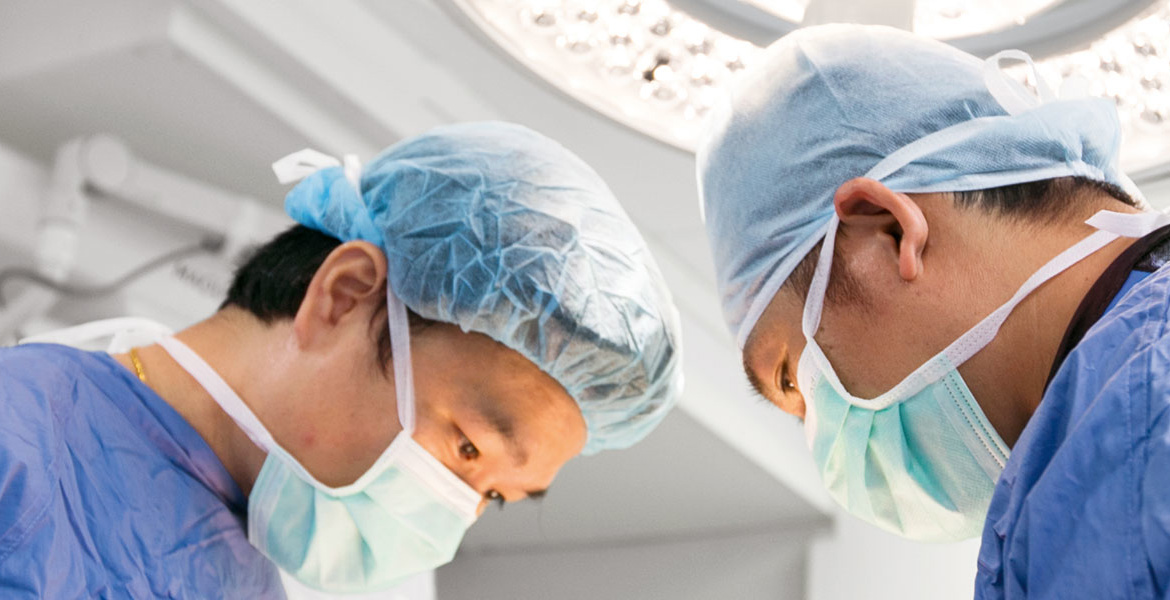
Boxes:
[797,211,1137,541]
[158,285,481,593]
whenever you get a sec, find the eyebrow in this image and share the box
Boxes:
[475,401,528,467]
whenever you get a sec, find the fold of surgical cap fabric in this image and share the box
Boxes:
[698,24,1130,348]
[284,121,682,454]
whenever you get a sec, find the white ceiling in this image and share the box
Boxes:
[0,0,311,201]
[457,409,828,553]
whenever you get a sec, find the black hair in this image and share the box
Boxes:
[220,224,428,370]
[785,176,1137,301]
[949,176,1136,224]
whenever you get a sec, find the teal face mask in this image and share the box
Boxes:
[797,211,1130,542]
[158,285,481,593]
[800,356,1009,541]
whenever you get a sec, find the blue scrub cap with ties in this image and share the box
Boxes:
[698,24,1139,348]
[278,121,684,455]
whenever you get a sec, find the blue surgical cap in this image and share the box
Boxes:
[698,24,1135,348]
[284,121,682,454]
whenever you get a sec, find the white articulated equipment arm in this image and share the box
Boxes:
[0,134,280,342]
[70,135,262,242]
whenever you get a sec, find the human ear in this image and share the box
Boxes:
[293,241,388,348]
[833,178,928,281]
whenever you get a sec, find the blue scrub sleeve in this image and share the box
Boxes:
[1144,377,1170,597]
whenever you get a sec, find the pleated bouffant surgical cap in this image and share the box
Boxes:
[283,121,682,454]
[698,24,1138,348]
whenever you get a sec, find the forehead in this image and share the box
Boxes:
[457,335,586,450]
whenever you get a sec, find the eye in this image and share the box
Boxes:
[459,438,480,460]
[777,359,797,392]
[485,489,505,510]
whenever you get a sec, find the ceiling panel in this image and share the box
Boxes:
[0,44,305,203]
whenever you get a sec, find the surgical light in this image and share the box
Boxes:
[449,0,1170,172]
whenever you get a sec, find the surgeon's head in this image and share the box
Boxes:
[736,175,1133,435]
[222,122,682,511]
[699,24,1140,540]
[219,226,586,509]
[700,24,1137,438]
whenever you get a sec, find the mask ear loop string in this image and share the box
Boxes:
[983,49,1056,116]
[386,281,415,435]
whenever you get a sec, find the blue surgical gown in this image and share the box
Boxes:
[0,344,284,598]
[976,262,1170,598]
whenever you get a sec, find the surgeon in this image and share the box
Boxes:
[699,24,1170,598]
[0,122,682,598]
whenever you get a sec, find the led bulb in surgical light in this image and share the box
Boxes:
[557,22,597,55]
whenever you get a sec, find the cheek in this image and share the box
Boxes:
[816,302,907,397]
[817,286,965,398]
